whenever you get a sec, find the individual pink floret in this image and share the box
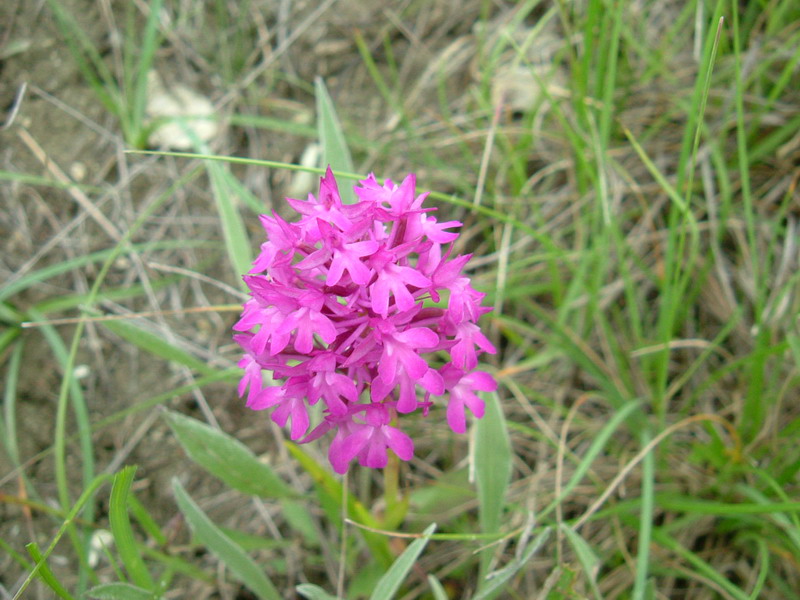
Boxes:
[437,364,498,434]
[327,404,414,474]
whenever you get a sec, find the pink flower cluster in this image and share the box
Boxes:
[233,168,497,474]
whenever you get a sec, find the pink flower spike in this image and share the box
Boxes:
[233,165,496,473]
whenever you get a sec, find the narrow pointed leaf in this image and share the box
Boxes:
[315,77,355,204]
[207,161,253,284]
[172,478,281,600]
[164,410,293,499]
[296,584,339,600]
[110,466,155,590]
[427,575,449,600]
[369,524,437,600]
[24,543,75,600]
[86,582,158,600]
[474,527,551,599]
[561,525,602,600]
[475,391,511,535]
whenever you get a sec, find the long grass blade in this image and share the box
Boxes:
[101,318,218,376]
[561,525,602,600]
[632,428,655,600]
[129,0,164,148]
[540,399,642,518]
[206,161,254,285]
[652,528,749,600]
[474,391,511,535]
[1,340,24,466]
[473,527,551,599]
[369,524,437,600]
[24,542,75,600]
[12,474,111,600]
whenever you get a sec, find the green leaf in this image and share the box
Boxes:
[140,546,212,583]
[2,340,24,466]
[129,0,164,147]
[209,159,269,217]
[427,575,449,600]
[25,542,75,600]
[280,498,320,546]
[163,410,293,499]
[474,527,551,599]
[652,527,750,600]
[655,495,800,515]
[315,77,356,204]
[633,429,655,600]
[349,563,387,598]
[474,389,512,583]
[45,0,119,116]
[561,525,602,600]
[91,369,239,434]
[296,584,339,600]
[172,478,281,600]
[789,333,800,372]
[85,582,158,600]
[206,161,254,282]
[12,474,111,600]
[369,524,437,600]
[219,528,292,554]
[127,493,168,546]
[109,466,155,590]
[131,150,552,247]
[0,169,104,192]
[409,469,474,520]
[0,327,21,362]
[475,391,512,535]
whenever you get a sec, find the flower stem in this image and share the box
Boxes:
[384,450,400,521]
[337,470,348,599]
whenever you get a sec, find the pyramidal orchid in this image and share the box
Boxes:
[233,168,497,473]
